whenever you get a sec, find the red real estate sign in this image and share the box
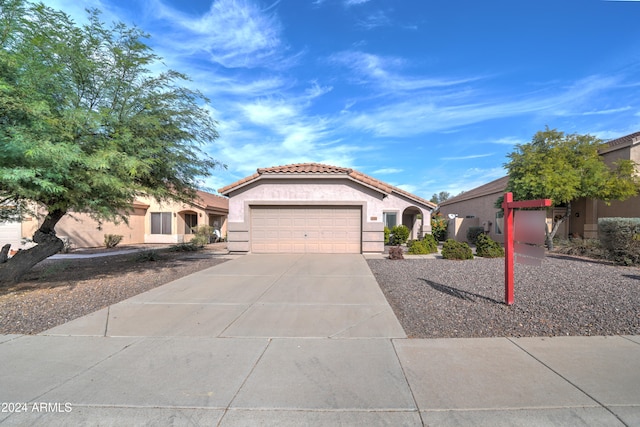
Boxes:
[502,193,552,305]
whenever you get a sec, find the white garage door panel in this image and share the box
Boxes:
[251,206,361,253]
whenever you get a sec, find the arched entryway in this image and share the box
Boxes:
[402,206,424,240]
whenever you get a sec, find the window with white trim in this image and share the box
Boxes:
[383,212,397,229]
[151,212,172,234]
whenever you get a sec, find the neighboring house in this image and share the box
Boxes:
[438,176,510,244]
[17,190,228,249]
[439,131,640,243]
[218,163,436,254]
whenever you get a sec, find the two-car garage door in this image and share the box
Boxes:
[251,206,361,253]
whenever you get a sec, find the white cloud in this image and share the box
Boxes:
[147,0,285,69]
[329,50,481,92]
[342,74,625,137]
[441,153,494,161]
[372,168,403,174]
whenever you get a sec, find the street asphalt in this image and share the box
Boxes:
[0,254,638,426]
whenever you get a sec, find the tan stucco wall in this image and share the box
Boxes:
[20,196,228,249]
[225,177,432,253]
[439,192,505,243]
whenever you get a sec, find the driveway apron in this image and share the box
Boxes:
[1,254,638,426]
[1,254,420,426]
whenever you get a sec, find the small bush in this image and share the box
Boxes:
[169,242,201,252]
[136,250,160,262]
[390,224,410,245]
[104,234,123,248]
[554,238,605,259]
[441,239,474,260]
[407,234,438,254]
[431,213,448,241]
[190,234,209,247]
[384,226,391,245]
[388,246,404,260]
[475,234,504,258]
[598,218,640,265]
[466,226,485,245]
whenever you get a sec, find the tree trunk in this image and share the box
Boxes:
[545,202,571,251]
[0,209,66,285]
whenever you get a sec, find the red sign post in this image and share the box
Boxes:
[502,192,552,305]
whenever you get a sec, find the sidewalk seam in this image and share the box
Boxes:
[217,255,303,337]
[391,338,425,426]
[218,338,273,427]
[506,337,629,427]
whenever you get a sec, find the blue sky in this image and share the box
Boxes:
[42,0,640,199]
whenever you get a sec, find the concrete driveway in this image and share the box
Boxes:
[0,254,639,426]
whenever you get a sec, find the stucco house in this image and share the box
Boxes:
[218,163,436,254]
[14,190,228,250]
[439,131,640,243]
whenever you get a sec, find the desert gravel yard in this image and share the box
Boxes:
[368,255,640,338]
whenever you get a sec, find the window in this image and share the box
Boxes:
[383,212,397,229]
[151,212,172,234]
[495,211,504,235]
[184,213,198,234]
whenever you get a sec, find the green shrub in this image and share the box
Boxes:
[598,218,640,265]
[441,239,474,260]
[169,242,201,252]
[390,224,410,245]
[136,250,160,262]
[554,238,605,259]
[384,226,391,245]
[185,225,215,247]
[430,213,448,241]
[104,234,123,248]
[475,234,504,258]
[190,234,209,247]
[408,234,438,254]
[466,226,485,245]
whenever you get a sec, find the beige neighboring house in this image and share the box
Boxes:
[218,163,436,254]
[438,176,510,244]
[439,131,640,243]
[17,190,228,250]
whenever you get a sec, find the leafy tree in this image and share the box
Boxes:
[430,212,448,241]
[429,191,451,204]
[0,1,223,283]
[500,128,639,250]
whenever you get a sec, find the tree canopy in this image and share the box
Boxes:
[430,191,451,205]
[0,0,223,282]
[501,127,639,248]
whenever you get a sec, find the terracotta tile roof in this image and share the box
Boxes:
[438,176,509,207]
[193,190,228,211]
[218,163,436,209]
[604,131,640,148]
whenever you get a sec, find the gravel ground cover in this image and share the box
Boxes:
[368,255,640,338]
[0,247,229,334]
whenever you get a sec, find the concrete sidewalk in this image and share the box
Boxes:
[0,254,639,426]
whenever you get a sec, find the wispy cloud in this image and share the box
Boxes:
[441,153,494,161]
[147,0,285,69]
[342,74,625,137]
[357,11,391,29]
[372,168,403,174]
[490,137,526,145]
[329,50,483,93]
